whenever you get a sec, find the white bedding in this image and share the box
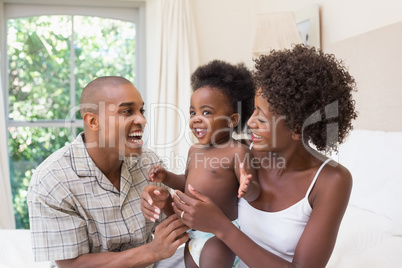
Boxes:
[1,130,402,267]
[327,129,402,267]
[327,205,402,267]
[0,229,50,268]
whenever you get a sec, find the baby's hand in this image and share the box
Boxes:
[147,164,168,183]
[238,162,252,199]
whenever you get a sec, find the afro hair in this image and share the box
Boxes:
[253,44,358,153]
[191,60,255,134]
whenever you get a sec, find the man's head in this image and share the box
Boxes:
[80,76,146,157]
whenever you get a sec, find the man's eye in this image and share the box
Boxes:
[122,109,133,115]
[202,111,211,115]
[189,111,195,116]
[140,108,145,115]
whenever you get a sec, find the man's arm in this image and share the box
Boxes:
[28,171,187,266]
[56,215,189,268]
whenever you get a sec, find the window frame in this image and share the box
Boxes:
[1,0,146,228]
[1,0,146,131]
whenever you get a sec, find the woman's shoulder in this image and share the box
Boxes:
[314,159,353,200]
[321,159,352,183]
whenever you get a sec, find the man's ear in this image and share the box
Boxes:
[83,112,99,131]
[228,113,240,128]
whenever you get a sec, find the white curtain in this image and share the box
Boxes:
[148,0,198,173]
[0,0,16,229]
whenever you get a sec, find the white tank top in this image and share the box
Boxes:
[237,159,331,267]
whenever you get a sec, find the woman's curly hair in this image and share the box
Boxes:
[253,44,358,153]
[191,60,255,134]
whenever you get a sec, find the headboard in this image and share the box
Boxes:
[325,21,402,132]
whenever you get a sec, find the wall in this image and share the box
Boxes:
[191,0,402,61]
[187,0,402,131]
[191,0,256,68]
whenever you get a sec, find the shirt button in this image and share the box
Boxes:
[129,228,135,234]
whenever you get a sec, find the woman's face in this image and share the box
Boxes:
[247,90,293,152]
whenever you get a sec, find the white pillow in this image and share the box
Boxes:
[0,229,51,268]
[327,204,392,267]
[332,130,402,221]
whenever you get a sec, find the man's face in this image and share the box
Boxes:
[97,83,146,158]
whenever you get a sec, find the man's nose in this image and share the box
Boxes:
[133,114,147,127]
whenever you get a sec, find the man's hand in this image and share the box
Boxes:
[141,185,173,221]
[149,214,189,260]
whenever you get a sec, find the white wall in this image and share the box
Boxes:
[191,0,256,67]
[191,0,402,63]
[185,0,402,131]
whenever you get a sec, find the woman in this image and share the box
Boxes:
[142,44,357,267]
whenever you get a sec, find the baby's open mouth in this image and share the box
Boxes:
[194,128,207,138]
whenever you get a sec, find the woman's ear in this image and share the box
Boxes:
[83,112,99,131]
[292,125,302,140]
[228,113,240,128]
[292,132,301,140]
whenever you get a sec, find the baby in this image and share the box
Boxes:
[147,60,260,268]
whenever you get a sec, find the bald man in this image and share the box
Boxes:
[27,77,187,267]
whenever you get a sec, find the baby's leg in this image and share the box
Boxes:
[199,236,236,268]
[184,241,198,268]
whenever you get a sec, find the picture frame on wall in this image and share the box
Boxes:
[294,4,321,49]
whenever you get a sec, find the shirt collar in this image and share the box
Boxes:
[70,133,142,189]
[70,133,98,177]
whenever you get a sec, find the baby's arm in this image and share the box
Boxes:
[236,149,260,202]
[147,165,186,192]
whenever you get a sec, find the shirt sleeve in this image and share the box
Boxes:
[27,169,89,262]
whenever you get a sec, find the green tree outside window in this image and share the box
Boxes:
[7,15,136,229]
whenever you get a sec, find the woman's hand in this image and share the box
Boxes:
[171,184,230,234]
[141,185,173,222]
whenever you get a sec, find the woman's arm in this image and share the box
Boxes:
[172,186,286,267]
[173,165,352,268]
[291,164,352,268]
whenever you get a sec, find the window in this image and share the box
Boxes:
[2,2,145,229]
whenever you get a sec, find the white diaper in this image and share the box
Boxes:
[187,220,240,267]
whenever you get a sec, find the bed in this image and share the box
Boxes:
[1,129,402,267]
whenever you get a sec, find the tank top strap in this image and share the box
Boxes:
[305,158,332,198]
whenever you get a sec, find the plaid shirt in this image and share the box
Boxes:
[27,133,163,262]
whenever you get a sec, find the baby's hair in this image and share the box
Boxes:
[254,44,358,153]
[191,60,255,134]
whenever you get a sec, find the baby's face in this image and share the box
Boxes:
[189,86,235,146]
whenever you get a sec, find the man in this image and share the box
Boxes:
[27,76,187,267]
